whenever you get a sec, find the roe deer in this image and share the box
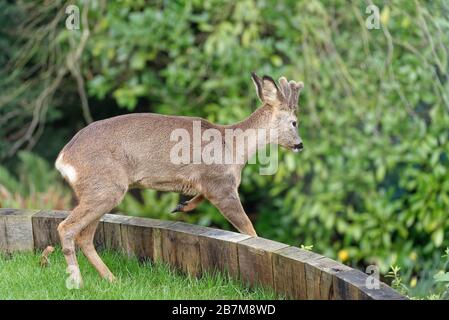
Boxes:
[55,73,304,288]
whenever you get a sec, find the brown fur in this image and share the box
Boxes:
[56,73,304,287]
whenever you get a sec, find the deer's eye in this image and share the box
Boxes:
[292,121,297,128]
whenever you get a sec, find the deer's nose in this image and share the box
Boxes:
[295,142,303,150]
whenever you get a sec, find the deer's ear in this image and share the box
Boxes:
[251,73,283,105]
[256,76,284,107]
[261,76,281,105]
[251,72,264,102]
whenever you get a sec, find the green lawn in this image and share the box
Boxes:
[0,248,278,300]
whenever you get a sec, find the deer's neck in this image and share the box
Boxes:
[231,104,276,163]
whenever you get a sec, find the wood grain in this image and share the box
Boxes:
[303,255,352,299]
[32,210,68,250]
[0,208,39,252]
[0,213,7,252]
[120,216,175,261]
[93,221,105,250]
[101,214,130,252]
[334,269,408,300]
[160,222,210,277]
[238,237,289,288]
[198,228,251,278]
[272,246,319,299]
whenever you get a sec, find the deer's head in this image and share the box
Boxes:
[251,72,304,153]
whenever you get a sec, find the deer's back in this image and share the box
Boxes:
[56,113,234,194]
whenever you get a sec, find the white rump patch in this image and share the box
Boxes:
[55,153,77,183]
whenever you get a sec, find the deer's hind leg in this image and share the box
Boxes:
[58,177,127,288]
[76,218,115,282]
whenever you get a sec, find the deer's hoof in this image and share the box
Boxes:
[104,273,117,283]
[66,271,83,290]
[170,201,187,213]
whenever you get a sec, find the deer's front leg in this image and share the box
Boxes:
[205,189,257,237]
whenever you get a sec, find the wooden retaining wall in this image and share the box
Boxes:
[0,208,407,300]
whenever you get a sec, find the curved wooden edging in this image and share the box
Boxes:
[0,208,407,300]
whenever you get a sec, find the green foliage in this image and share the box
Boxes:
[386,265,409,296]
[0,1,75,160]
[389,248,449,299]
[432,248,449,299]
[0,151,70,209]
[0,248,277,299]
[118,189,231,228]
[300,244,314,251]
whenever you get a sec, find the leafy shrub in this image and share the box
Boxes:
[0,151,70,210]
[389,248,449,299]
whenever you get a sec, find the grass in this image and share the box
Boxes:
[0,248,278,300]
